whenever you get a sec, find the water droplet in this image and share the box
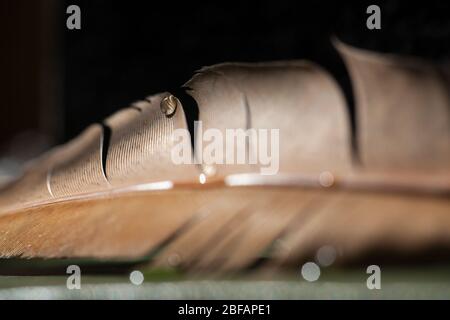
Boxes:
[129,270,144,285]
[301,262,321,282]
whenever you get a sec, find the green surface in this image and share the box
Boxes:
[1,262,450,299]
[1,278,450,299]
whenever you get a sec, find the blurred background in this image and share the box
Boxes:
[0,0,449,185]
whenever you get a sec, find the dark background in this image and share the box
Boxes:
[0,0,449,177]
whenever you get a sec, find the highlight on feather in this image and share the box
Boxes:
[0,42,449,274]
